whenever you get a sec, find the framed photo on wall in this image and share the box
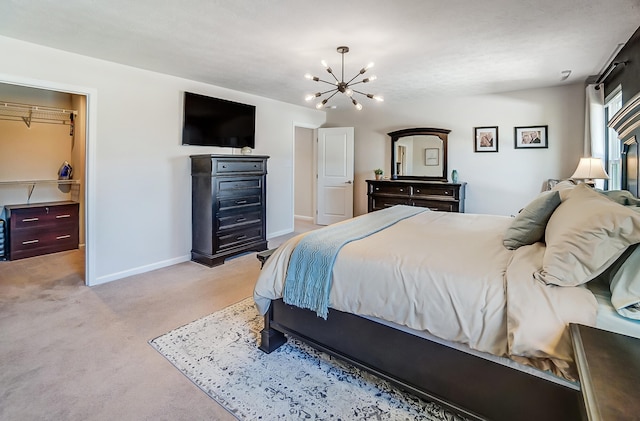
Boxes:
[474,126,498,152]
[514,125,548,149]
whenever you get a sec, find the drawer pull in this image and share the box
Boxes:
[399,188,404,192]
[235,200,248,205]
[236,235,247,240]
[56,235,71,240]
[236,217,247,223]
[22,239,39,245]
[56,214,71,219]
[445,191,450,195]
[22,217,39,222]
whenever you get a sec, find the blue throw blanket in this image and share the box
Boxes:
[283,205,428,318]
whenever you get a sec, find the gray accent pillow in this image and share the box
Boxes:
[503,190,561,250]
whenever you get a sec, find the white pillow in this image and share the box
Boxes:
[535,184,640,287]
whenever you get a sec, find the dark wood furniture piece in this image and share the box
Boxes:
[367,179,466,212]
[260,300,582,421]
[5,201,79,260]
[190,154,269,267]
[570,324,640,420]
[256,248,276,268]
[389,127,450,181]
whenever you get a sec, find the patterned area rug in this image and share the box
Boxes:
[149,298,468,421]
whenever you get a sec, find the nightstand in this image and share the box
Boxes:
[570,323,640,420]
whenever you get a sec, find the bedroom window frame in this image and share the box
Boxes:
[605,87,623,191]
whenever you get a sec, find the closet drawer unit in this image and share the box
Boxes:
[6,201,80,260]
[215,159,266,175]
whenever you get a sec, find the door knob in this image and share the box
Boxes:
[345,180,353,184]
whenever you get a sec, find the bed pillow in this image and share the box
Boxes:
[534,184,640,287]
[503,190,561,250]
[550,179,578,201]
[600,189,640,206]
[597,244,640,320]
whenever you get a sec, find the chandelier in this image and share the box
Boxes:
[305,46,383,110]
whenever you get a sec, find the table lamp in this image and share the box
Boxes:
[570,157,609,186]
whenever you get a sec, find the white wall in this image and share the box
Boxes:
[324,84,585,216]
[0,35,325,285]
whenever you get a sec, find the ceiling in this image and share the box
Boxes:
[1,0,639,110]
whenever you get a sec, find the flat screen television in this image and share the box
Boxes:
[182,92,256,148]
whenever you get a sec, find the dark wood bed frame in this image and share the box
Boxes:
[258,115,640,421]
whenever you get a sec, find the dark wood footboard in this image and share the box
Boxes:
[259,299,583,421]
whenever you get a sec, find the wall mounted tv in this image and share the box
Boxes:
[182,92,256,148]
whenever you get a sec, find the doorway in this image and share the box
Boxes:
[0,75,96,286]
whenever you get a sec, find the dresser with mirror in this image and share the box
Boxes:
[367,128,466,213]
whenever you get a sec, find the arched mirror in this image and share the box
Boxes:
[389,128,450,181]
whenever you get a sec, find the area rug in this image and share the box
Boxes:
[149,298,468,421]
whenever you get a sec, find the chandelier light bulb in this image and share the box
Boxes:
[321,60,328,68]
[345,88,353,97]
[363,75,377,83]
[373,95,384,102]
[305,94,315,101]
[304,73,312,80]
[366,62,374,70]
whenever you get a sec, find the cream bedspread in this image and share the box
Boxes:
[254,210,598,379]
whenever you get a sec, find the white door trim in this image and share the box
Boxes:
[0,72,98,286]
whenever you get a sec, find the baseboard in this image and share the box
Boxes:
[267,228,294,240]
[92,254,191,286]
[294,215,314,222]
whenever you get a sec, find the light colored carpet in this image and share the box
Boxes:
[150,298,468,421]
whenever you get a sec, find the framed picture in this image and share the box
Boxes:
[474,126,498,152]
[424,148,439,166]
[514,125,548,149]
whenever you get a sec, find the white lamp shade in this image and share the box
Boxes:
[570,157,609,180]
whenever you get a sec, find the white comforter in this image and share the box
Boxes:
[254,211,598,379]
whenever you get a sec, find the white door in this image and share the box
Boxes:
[316,127,354,225]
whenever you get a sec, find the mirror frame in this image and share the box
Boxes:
[389,127,450,181]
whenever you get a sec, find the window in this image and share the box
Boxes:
[605,88,623,190]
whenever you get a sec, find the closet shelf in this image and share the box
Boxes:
[0,101,77,128]
[0,179,81,203]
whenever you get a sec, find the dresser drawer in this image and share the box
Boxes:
[9,203,78,229]
[216,224,264,250]
[215,159,266,174]
[9,225,79,260]
[217,210,263,230]
[218,195,262,211]
[413,185,457,199]
[217,177,262,194]
[370,183,411,196]
[369,196,411,211]
[412,199,458,212]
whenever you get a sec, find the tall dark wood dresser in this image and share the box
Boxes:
[190,154,269,267]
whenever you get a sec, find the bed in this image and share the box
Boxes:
[253,162,640,420]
